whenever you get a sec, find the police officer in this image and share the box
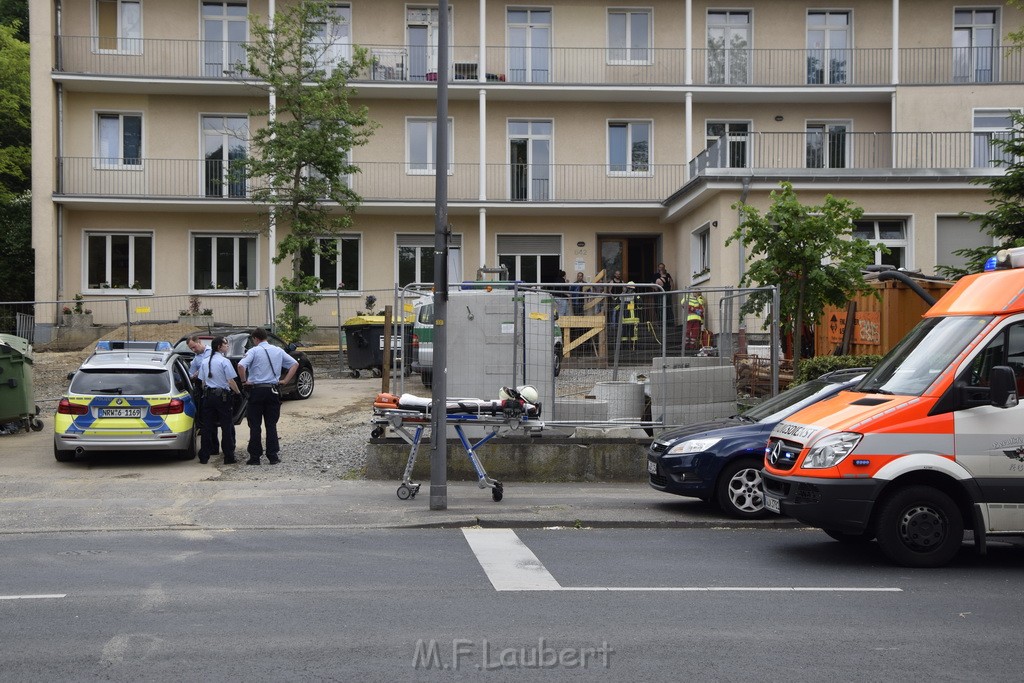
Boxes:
[197,335,242,465]
[236,327,298,465]
[187,334,211,381]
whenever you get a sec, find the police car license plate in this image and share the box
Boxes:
[647,460,657,475]
[764,495,781,514]
[100,408,142,418]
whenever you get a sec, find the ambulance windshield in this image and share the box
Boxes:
[857,316,992,396]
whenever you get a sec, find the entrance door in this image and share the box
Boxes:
[597,236,658,283]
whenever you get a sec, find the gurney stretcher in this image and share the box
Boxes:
[371,389,543,502]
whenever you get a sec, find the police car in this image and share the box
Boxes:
[53,341,199,462]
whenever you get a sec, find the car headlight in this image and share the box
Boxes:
[666,437,722,455]
[801,432,862,469]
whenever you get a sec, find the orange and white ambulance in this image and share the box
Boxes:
[762,247,1024,567]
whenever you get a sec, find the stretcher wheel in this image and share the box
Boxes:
[371,427,384,439]
[371,368,382,378]
[30,417,44,432]
[350,369,360,378]
[491,482,503,502]
[397,484,412,500]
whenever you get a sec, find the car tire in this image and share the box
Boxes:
[294,367,315,400]
[420,369,432,388]
[875,485,964,568]
[174,426,197,461]
[53,445,74,463]
[823,528,875,544]
[715,458,768,519]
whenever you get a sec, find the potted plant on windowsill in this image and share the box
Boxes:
[178,295,214,326]
[61,294,94,328]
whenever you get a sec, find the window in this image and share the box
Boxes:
[936,216,990,272]
[397,234,463,287]
[96,113,142,166]
[85,232,153,291]
[705,121,749,168]
[806,122,849,169]
[807,11,850,85]
[300,235,361,291]
[954,8,999,83]
[203,115,248,197]
[608,121,651,174]
[963,322,1024,391]
[973,109,1019,168]
[707,10,750,85]
[507,8,551,83]
[313,4,352,75]
[407,117,453,174]
[497,235,561,283]
[192,233,257,290]
[691,225,710,282]
[508,120,552,201]
[95,0,141,53]
[853,219,908,269]
[608,9,651,63]
[202,1,248,77]
[407,6,452,81]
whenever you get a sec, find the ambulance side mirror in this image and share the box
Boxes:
[989,366,1019,409]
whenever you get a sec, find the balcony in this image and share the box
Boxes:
[55,37,1024,87]
[688,131,1014,178]
[56,158,687,204]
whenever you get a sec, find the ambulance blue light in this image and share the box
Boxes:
[984,256,998,272]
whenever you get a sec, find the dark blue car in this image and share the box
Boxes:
[647,368,869,519]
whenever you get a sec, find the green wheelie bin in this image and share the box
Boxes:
[0,334,43,433]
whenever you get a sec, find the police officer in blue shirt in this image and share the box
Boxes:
[197,335,242,465]
[187,334,211,381]
[236,327,298,465]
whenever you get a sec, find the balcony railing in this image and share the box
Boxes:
[56,36,1024,87]
[57,158,687,203]
[689,131,1015,177]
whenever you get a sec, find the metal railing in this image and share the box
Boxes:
[56,37,1024,87]
[689,131,1015,176]
[57,158,687,203]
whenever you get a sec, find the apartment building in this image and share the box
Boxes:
[29,0,1023,340]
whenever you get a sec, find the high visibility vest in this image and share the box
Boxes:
[685,295,705,322]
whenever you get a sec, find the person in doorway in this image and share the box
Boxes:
[570,272,587,316]
[197,335,242,465]
[654,262,675,328]
[236,327,298,465]
[608,270,625,327]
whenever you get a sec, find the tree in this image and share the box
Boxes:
[935,112,1024,279]
[727,182,881,366]
[237,0,376,340]
[0,18,31,202]
[0,193,32,302]
[0,0,27,41]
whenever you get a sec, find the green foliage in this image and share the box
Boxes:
[0,193,32,301]
[935,112,1024,279]
[0,20,31,202]
[727,182,882,364]
[0,0,27,41]
[792,354,882,386]
[1009,0,1024,47]
[273,275,322,342]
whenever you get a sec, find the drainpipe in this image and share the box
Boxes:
[735,176,752,354]
[55,0,65,301]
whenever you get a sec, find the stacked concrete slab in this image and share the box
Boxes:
[649,363,737,431]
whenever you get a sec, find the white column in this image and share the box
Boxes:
[685,91,693,182]
[478,0,486,83]
[685,0,693,85]
[891,0,899,85]
[479,86,488,269]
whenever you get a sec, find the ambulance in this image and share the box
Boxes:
[762,247,1024,567]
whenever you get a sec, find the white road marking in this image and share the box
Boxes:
[0,594,67,600]
[462,529,903,593]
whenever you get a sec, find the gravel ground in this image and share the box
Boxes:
[25,328,394,482]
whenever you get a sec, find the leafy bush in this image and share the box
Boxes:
[793,354,882,385]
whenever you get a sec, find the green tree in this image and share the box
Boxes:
[727,182,881,366]
[0,0,27,41]
[0,19,31,202]
[237,0,376,341]
[0,193,32,302]
[935,112,1024,279]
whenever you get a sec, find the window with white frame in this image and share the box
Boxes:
[705,121,749,168]
[954,8,999,83]
[95,0,141,53]
[192,233,257,291]
[608,120,651,174]
[397,233,463,286]
[806,121,849,169]
[973,109,1020,168]
[497,235,561,283]
[97,113,142,166]
[507,8,551,83]
[806,10,850,85]
[300,235,361,291]
[407,117,453,173]
[853,219,908,269]
[608,8,651,63]
[691,225,710,282]
[707,10,750,85]
[202,1,248,77]
[312,4,352,75]
[85,232,152,291]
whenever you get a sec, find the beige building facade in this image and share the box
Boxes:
[29,0,1023,338]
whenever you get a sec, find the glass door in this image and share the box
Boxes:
[706,11,750,85]
[202,1,247,78]
[507,8,551,83]
[312,4,352,76]
[508,120,552,201]
[807,11,850,84]
[203,116,248,197]
[954,9,998,83]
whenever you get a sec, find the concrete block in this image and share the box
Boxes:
[652,356,729,370]
[649,365,737,405]
[553,399,609,422]
[654,402,738,430]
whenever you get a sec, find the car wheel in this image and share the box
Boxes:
[421,369,432,388]
[715,458,768,519]
[823,528,875,544]
[875,485,964,568]
[294,367,315,400]
[174,426,197,461]
[53,444,74,463]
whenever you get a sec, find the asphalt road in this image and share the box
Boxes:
[2,528,1022,682]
